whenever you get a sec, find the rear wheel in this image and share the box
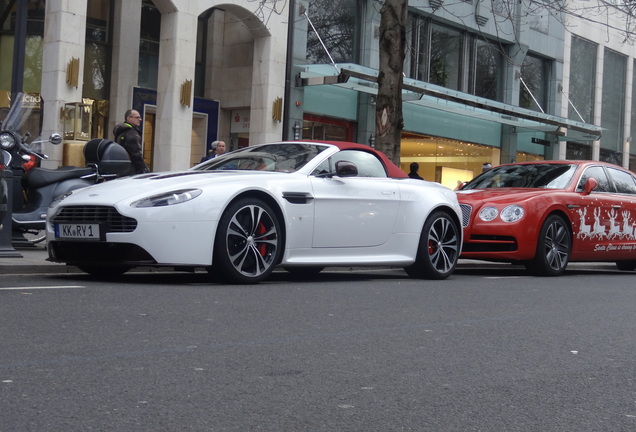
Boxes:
[526,215,571,276]
[404,211,460,280]
[212,198,282,284]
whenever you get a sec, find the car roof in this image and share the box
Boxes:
[493,160,634,173]
[289,140,408,178]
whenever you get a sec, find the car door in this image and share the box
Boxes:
[571,165,636,259]
[604,167,636,257]
[309,149,400,248]
[569,165,614,258]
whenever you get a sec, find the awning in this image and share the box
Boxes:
[297,63,603,142]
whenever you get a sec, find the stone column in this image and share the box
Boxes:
[249,31,287,145]
[41,0,87,168]
[153,10,197,171]
[109,0,142,137]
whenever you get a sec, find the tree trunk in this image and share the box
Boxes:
[376,0,407,166]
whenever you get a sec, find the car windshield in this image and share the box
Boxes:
[193,143,330,173]
[461,163,577,190]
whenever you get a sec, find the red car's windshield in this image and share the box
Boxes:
[461,163,577,190]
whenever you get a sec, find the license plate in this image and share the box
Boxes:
[55,223,100,240]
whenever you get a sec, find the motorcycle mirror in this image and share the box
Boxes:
[49,133,63,145]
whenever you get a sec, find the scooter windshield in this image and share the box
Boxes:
[0,92,34,134]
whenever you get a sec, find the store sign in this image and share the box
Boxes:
[531,137,550,146]
[231,110,250,133]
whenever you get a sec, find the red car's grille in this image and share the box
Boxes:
[463,235,518,252]
[459,204,472,227]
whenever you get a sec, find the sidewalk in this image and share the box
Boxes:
[0,242,77,274]
[0,242,620,275]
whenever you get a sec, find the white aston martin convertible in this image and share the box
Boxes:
[47,141,463,284]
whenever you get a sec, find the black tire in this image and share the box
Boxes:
[212,198,282,284]
[404,211,460,280]
[526,214,571,276]
[616,261,636,271]
[76,265,131,278]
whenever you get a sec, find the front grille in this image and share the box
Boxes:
[459,204,472,227]
[52,206,137,233]
[463,235,517,252]
[49,241,154,264]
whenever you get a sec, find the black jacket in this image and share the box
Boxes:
[113,122,148,174]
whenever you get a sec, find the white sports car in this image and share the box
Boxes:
[47,141,463,284]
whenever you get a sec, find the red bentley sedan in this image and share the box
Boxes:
[456,160,636,275]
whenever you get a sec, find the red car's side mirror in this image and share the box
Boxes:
[584,177,598,195]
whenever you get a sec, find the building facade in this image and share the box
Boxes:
[1,0,635,186]
[1,0,289,171]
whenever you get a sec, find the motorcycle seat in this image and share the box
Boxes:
[24,166,95,190]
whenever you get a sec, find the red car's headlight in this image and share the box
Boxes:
[478,206,498,221]
[501,205,524,222]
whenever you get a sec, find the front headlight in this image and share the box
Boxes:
[0,132,17,150]
[132,189,202,208]
[500,205,524,222]
[479,206,499,222]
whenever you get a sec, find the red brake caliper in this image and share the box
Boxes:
[257,222,267,256]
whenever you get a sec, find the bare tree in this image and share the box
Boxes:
[376,0,408,165]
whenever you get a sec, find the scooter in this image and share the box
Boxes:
[0,93,131,246]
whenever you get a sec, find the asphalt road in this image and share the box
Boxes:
[1,267,635,431]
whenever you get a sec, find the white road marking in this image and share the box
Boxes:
[0,285,85,291]
[484,276,525,279]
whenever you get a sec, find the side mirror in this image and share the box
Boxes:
[49,133,63,145]
[584,177,598,195]
[335,160,358,177]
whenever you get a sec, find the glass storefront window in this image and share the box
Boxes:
[568,36,596,123]
[0,1,45,94]
[429,24,462,90]
[306,0,358,64]
[473,38,503,102]
[400,133,501,189]
[84,1,110,101]
[601,48,626,153]
[139,1,160,89]
[520,54,548,112]
[302,115,353,141]
[566,142,592,160]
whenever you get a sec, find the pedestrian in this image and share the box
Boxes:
[113,109,149,174]
[408,162,423,179]
[482,163,492,172]
[200,140,226,162]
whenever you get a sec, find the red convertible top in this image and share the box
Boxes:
[297,140,408,179]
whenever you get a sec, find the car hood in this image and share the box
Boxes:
[60,170,283,204]
[456,188,554,204]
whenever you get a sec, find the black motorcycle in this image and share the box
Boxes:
[0,93,131,246]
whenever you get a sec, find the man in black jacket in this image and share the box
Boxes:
[113,109,149,174]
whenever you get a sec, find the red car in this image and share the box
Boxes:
[456,160,636,275]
